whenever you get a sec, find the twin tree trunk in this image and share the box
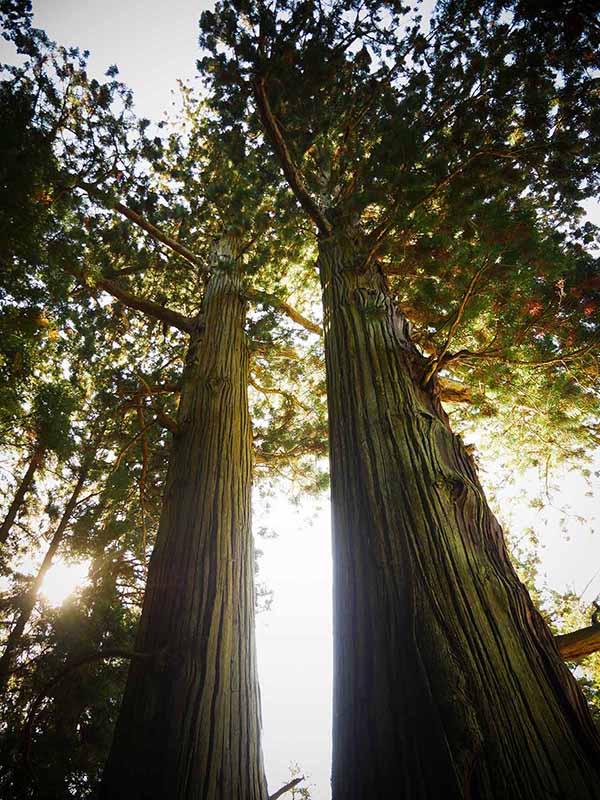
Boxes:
[101,264,267,800]
[319,229,600,800]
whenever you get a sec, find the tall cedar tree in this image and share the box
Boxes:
[0,7,323,797]
[1,51,265,798]
[199,0,600,797]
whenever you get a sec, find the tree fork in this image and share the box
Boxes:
[101,247,268,800]
[318,229,600,800]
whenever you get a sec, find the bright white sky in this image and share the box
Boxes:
[3,2,600,798]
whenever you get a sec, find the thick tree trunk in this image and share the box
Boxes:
[0,444,45,545]
[0,462,89,692]
[319,230,600,800]
[101,264,267,800]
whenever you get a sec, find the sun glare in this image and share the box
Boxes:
[40,560,91,606]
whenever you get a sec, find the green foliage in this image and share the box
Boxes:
[199,0,600,466]
[0,585,137,799]
[32,382,76,456]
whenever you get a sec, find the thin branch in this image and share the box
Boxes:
[66,266,194,334]
[117,382,181,399]
[155,409,178,434]
[247,289,322,336]
[501,340,599,368]
[367,147,544,260]
[0,427,105,689]
[423,259,489,385]
[0,444,46,546]
[133,374,179,436]
[253,76,332,236]
[255,440,325,465]
[252,343,301,361]
[249,377,310,412]
[366,152,486,259]
[76,179,202,269]
[437,377,474,404]
[446,338,599,370]
[108,261,177,277]
[269,777,304,800]
[112,419,158,470]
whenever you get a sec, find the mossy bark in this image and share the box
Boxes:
[319,230,600,800]
[101,265,267,800]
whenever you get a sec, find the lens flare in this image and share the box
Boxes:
[40,560,90,606]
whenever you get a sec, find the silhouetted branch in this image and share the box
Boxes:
[247,289,322,336]
[269,776,304,800]
[253,76,331,236]
[66,266,194,333]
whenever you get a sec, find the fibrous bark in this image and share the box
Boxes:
[319,229,600,800]
[101,258,267,800]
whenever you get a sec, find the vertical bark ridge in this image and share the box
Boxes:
[319,230,600,800]
[101,263,268,800]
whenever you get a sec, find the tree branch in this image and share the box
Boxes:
[255,440,326,465]
[0,430,108,690]
[247,289,322,336]
[155,409,178,434]
[555,624,600,662]
[423,259,489,385]
[367,146,544,260]
[117,382,181,399]
[76,179,203,269]
[67,266,194,333]
[0,443,46,546]
[253,76,332,236]
[446,338,599,370]
[112,418,159,470]
[269,776,304,800]
[252,343,301,361]
[437,377,474,404]
[501,340,599,368]
[250,377,310,412]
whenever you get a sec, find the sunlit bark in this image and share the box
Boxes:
[319,229,600,800]
[101,255,267,800]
